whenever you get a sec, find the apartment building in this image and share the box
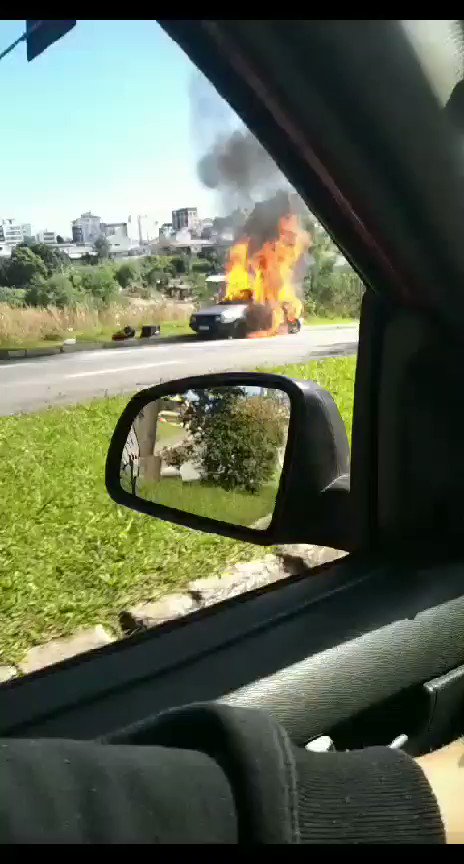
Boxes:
[36,230,57,245]
[172,207,198,233]
[71,211,101,244]
[0,219,32,246]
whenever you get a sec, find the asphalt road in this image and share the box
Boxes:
[0,324,358,416]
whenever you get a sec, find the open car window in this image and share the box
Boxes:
[0,20,360,680]
[402,20,464,107]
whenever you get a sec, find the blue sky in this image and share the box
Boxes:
[0,20,239,236]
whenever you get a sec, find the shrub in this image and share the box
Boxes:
[25,274,84,310]
[124,283,153,299]
[184,388,287,493]
[78,265,119,307]
[94,235,111,261]
[170,254,188,275]
[0,286,25,307]
[191,258,212,274]
[143,267,169,288]
[115,261,139,289]
[5,246,47,289]
[0,260,9,287]
[161,442,194,469]
[140,255,175,288]
[306,269,364,318]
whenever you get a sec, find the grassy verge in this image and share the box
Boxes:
[0,356,356,664]
[305,316,357,327]
[0,321,192,351]
[138,477,277,528]
[0,316,356,351]
[0,300,193,350]
[75,319,192,344]
[0,338,64,351]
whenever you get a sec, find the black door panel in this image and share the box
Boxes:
[3,555,464,743]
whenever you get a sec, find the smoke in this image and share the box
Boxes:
[190,71,290,214]
[198,128,287,205]
[241,190,309,253]
[190,71,312,250]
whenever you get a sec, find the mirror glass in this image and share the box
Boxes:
[120,385,291,529]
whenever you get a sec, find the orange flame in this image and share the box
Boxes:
[224,213,312,337]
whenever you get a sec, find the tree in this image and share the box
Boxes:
[183,388,287,493]
[56,235,65,244]
[304,224,364,318]
[191,258,212,275]
[170,254,188,275]
[115,261,139,289]
[121,403,162,493]
[26,242,68,276]
[25,273,83,309]
[94,234,111,261]
[6,246,47,289]
[78,265,119,306]
[140,255,174,289]
[162,441,194,470]
[133,402,162,486]
[0,258,10,288]
[143,267,168,288]
[198,248,220,270]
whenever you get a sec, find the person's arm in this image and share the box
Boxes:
[0,703,447,844]
[417,740,464,844]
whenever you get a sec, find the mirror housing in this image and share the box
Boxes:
[106,372,352,550]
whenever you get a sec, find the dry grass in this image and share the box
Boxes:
[0,300,194,347]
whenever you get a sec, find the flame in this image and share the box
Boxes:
[224,213,312,337]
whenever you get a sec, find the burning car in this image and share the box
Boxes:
[190,209,311,339]
[189,296,302,339]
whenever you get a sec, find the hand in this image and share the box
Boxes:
[416,739,464,843]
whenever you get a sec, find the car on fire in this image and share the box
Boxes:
[189,210,308,341]
[189,298,303,339]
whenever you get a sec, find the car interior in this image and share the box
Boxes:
[3,19,464,761]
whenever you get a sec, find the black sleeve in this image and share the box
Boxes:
[0,703,445,844]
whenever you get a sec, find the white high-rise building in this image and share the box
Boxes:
[36,230,57,245]
[0,218,32,246]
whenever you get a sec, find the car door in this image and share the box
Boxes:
[3,20,464,757]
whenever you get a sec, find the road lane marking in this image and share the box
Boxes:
[66,361,178,379]
[0,362,44,372]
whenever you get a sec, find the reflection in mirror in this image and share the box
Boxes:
[120,386,291,529]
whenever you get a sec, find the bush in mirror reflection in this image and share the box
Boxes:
[120,386,290,528]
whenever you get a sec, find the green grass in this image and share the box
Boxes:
[1,318,355,351]
[304,316,357,327]
[0,338,64,351]
[157,320,191,338]
[75,320,191,344]
[155,420,185,445]
[0,322,192,351]
[0,356,356,665]
[139,476,277,528]
[263,357,356,440]
[1,317,354,351]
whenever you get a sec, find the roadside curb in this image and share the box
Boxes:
[2,546,346,679]
[309,322,358,332]
[0,323,358,363]
[0,333,198,362]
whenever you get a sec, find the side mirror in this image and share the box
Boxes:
[105,372,353,549]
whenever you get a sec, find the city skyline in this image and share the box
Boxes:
[0,21,236,236]
[0,206,212,245]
